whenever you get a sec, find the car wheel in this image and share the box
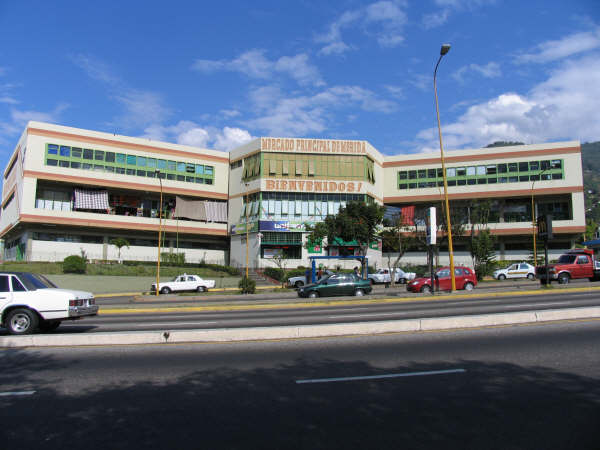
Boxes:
[558,273,570,285]
[295,281,304,289]
[420,285,432,294]
[196,286,206,293]
[354,289,365,297]
[39,320,61,332]
[160,287,171,294]
[498,274,506,281]
[369,279,375,285]
[464,282,475,291]
[308,291,318,298]
[6,308,39,335]
[527,273,535,280]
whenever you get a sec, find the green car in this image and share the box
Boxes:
[297,273,373,298]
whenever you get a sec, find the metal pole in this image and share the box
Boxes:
[155,170,163,296]
[544,240,549,286]
[434,46,456,291]
[429,245,435,295]
[531,187,537,265]
[245,183,249,279]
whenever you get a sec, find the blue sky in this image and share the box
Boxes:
[0,0,598,166]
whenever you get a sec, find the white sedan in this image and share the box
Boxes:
[493,262,536,280]
[151,274,216,294]
[368,268,416,284]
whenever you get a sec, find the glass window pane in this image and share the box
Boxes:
[519,162,529,172]
[59,146,70,157]
[95,150,104,161]
[116,153,126,164]
[497,164,507,173]
[476,166,486,175]
[408,170,417,179]
[168,161,176,171]
[83,149,94,160]
[447,168,456,177]
[158,159,167,169]
[147,158,156,168]
[186,164,195,173]
[486,165,497,175]
[47,159,58,166]
[195,165,204,175]
[47,144,59,154]
[127,155,137,165]
[529,161,539,171]
[71,147,82,158]
[466,166,475,176]
[205,166,213,176]
[508,163,518,172]
[137,157,146,167]
[105,152,115,162]
[71,162,81,168]
[177,162,186,172]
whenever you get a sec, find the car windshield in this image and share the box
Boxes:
[318,275,332,284]
[557,255,577,264]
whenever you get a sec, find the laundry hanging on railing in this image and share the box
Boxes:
[73,188,109,210]
[174,196,228,223]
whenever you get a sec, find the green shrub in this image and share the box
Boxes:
[286,268,307,278]
[264,267,284,281]
[198,262,240,276]
[63,255,87,274]
[239,276,256,294]
[161,252,185,266]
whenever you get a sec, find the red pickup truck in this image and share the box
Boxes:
[536,249,600,285]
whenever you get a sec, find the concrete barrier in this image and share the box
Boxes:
[1,306,600,348]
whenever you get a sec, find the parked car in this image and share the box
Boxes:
[493,262,536,280]
[536,248,600,285]
[0,271,98,335]
[368,268,416,285]
[406,266,477,293]
[297,273,372,298]
[288,270,333,289]
[151,274,216,294]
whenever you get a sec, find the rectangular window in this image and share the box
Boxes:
[296,161,303,176]
[477,178,487,185]
[60,146,70,157]
[509,176,518,182]
[158,159,167,169]
[552,173,563,180]
[71,161,81,169]
[47,159,58,166]
[105,166,115,173]
[137,157,146,167]
[205,166,213,176]
[551,160,562,169]
[105,152,115,163]
[399,171,408,180]
[127,155,137,165]
[126,168,135,175]
[269,159,276,175]
[529,161,539,171]
[195,177,204,184]
[530,174,540,181]
[456,167,466,176]
[71,147,82,158]
[177,175,185,181]
[427,169,436,178]
[94,165,104,171]
[486,165,497,175]
[83,149,94,160]
[519,175,528,182]
[408,170,417,179]
[168,161,176,171]
[95,150,104,161]
[541,160,550,170]
[166,173,175,180]
[498,164,507,173]
[309,160,315,176]
[177,162,186,172]
[508,163,518,172]
[47,144,59,155]
[488,177,498,184]
[83,163,92,170]
[186,164,195,174]
[116,153,126,164]
[116,167,125,174]
[136,170,146,177]
[448,180,456,186]
[476,166,486,175]
[447,168,456,177]
[418,169,427,179]
[437,168,443,178]
[409,183,417,189]
[399,183,408,189]
[146,158,156,168]
[59,160,69,167]
[195,165,204,175]
[457,179,466,185]
[499,177,508,183]
[282,160,289,175]
[519,162,529,172]
[467,179,476,185]
[186,176,194,182]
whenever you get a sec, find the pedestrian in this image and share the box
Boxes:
[305,268,311,285]
[354,266,360,277]
[317,266,324,280]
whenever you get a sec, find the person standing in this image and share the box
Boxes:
[305,268,311,285]
[353,266,360,277]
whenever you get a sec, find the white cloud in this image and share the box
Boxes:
[516,28,600,64]
[220,109,241,119]
[0,96,18,104]
[422,0,497,29]
[244,84,396,136]
[452,62,501,83]
[316,1,408,55]
[416,53,600,150]
[142,121,254,151]
[384,85,404,99]
[192,50,324,87]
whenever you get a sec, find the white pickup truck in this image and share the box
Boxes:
[368,268,416,285]
[0,271,98,335]
[151,274,216,294]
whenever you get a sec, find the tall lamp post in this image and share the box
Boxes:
[434,43,456,291]
[531,168,550,265]
[155,169,163,296]
[245,182,250,279]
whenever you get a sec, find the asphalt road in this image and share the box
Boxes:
[49,288,600,334]
[1,320,599,449]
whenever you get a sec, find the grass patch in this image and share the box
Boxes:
[0,261,238,278]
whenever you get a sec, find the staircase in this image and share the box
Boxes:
[247,269,278,287]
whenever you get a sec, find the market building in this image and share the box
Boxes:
[0,122,586,268]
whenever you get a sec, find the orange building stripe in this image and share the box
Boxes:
[24,170,228,200]
[28,127,230,163]
[384,186,583,203]
[383,146,580,168]
[19,214,228,236]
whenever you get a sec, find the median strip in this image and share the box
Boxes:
[2,306,600,348]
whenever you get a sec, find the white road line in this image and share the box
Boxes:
[505,302,567,309]
[328,312,408,319]
[0,390,36,397]
[296,368,466,384]
[128,321,218,327]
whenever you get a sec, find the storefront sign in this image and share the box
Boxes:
[264,179,364,193]
[261,137,366,155]
[307,238,322,254]
[263,247,284,259]
[230,221,259,235]
[259,220,290,232]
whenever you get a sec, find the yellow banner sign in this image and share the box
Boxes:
[265,179,364,193]
[261,137,366,154]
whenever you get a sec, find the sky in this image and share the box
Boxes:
[0,0,599,168]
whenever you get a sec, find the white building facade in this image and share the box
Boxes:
[0,122,586,268]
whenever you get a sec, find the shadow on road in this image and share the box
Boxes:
[1,350,599,449]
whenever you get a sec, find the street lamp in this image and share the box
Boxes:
[155,169,163,296]
[434,43,456,291]
[531,167,550,265]
[245,182,250,279]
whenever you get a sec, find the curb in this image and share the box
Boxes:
[2,306,599,348]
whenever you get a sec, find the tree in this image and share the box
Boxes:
[468,200,497,281]
[110,238,130,262]
[266,252,289,288]
[306,201,386,273]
